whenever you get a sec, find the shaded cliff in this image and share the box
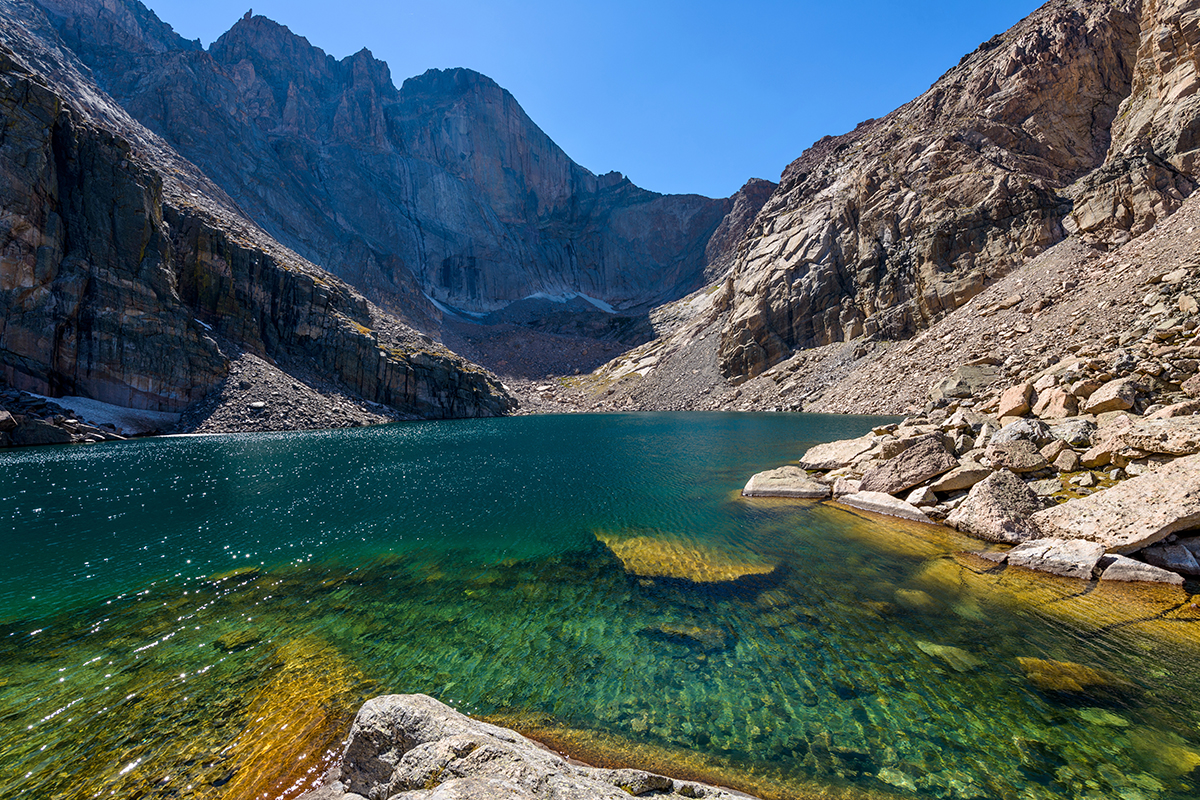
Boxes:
[0,0,514,420]
[34,0,743,323]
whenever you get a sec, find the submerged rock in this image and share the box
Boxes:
[1016,657,1132,695]
[916,640,983,672]
[595,532,775,584]
[300,694,754,800]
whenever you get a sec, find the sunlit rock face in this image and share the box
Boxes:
[715,0,1200,383]
[35,0,753,320]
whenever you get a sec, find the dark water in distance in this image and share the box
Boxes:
[1,412,1198,800]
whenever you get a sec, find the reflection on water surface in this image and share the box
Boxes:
[0,413,1197,800]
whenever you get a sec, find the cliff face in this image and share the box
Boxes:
[0,0,514,419]
[33,0,739,320]
[717,0,1153,382]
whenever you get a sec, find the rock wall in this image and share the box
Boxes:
[34,0,741,319]
[718,0,1150,383]
[0,0,514,419]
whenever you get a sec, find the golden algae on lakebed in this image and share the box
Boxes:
[595,529,778,583]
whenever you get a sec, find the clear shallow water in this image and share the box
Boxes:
[1,412,1199,800]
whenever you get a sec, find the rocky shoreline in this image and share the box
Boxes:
[741,331,1200,584]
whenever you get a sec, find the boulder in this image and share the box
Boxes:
[1040,440,1069,462]
[1083,378,1138,414]
[859,435,958,495]
[1097,555,1185,585]
[1053,449,1082,472]
[798,435,874,470]
[997,383,1034,418]
[0,408,14,432]
[906,486,939,507]
[838,492,932,523]
[1150,399,1200,418]
[985,440,1050,473]
[1005,539,1105,580]
[9,419,73,446]
[1029,453,1200,553]
[991,419,1055,446]
[1033,387,1078,419]
[1049,418,1097,447]
[301,694,749,800]
[1102,416,1200,456]
[942,408,999,433]
[930,365,1000,401]
[946,470,1042,543]
[1141,544,1200,575]
[929,462,993,492]
[742,466,831,498]
[832,477,862,498]
[1184,374,1200,398]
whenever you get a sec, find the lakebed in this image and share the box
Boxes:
[1,413,1198,800]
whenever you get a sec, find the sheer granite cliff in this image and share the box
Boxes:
[34,0,743,323]
[0,0,514,420]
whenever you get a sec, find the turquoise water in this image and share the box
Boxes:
[1,413,1198,800]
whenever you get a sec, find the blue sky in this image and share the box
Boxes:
[142,0,1044,199]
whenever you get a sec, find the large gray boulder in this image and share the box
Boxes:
[1097,555,1185,585]
[742,466,830,498]
[946,470,1042,543]
[1030,454,1200,553]
[990,419,1055,447]
[300,694,753,800]
[859,435,958,495]
[985,440,1050,474]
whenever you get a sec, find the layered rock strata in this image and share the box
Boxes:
[0,0,514,430]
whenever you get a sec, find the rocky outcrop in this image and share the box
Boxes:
[301,694,754,800]
[33,0,753,324]
[0,0,514,427]
[716,0,1147,382]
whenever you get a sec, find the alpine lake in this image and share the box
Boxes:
[2,412,1200,800]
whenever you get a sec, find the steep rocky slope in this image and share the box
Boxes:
[576,0,1200,413]
[34,0,748,328]
[0,0,514,435]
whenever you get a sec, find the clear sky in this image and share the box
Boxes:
[140,0,1044,199]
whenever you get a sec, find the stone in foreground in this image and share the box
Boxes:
[1005,539,1105,580]
[299,694,752,800]
[946,470,1042,543]
[837,492,932,523]
[1030,453,1200,553]
[741,466,830,498]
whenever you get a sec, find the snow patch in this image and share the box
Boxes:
[28,394,181,435]
[523,291,616,314]
[423,293,488,319]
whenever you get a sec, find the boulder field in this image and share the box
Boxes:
[743,340,1200,583]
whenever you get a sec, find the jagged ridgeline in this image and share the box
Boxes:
[716,0,1200,380]
[0,0,519,419]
